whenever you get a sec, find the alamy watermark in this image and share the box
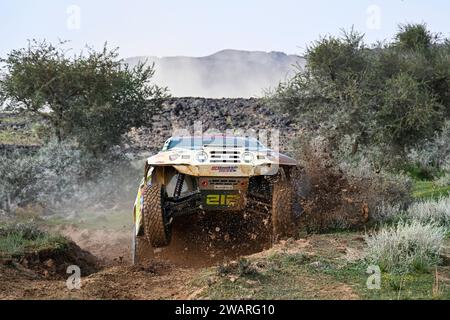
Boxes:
[366,4,382,30]
[66,5,81,30]
[66,265,81,290]
[366,265,381,290]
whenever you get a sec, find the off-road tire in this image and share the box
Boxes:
[142,183,171,247]
[271,168,296,239]
[132,225,150,265]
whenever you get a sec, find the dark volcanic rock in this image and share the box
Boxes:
[1,99,300,157]
[125,97,299,156]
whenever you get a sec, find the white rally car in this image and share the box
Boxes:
[132,135,299,264]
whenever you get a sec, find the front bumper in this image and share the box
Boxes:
[172,163,280,177]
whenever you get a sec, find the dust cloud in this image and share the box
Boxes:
[125,49,305,98]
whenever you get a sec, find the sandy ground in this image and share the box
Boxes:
[0,212,277,299]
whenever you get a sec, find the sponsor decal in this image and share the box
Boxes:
[211,166,238,173]
[213,185,234,190]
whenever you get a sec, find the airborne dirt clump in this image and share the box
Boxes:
[296,141,369,232]
[295,137,411,232]
[152,211,272,268]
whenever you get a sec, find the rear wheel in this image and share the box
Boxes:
[142,183,172,247]
[271,168,296,239]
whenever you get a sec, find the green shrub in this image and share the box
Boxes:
[268,23,450,156]
[435,173,450,188]
[407,197,450,227]
[0,40,168,155]
[364,221,446,273]
[407,121,450,174]
[0,140,139,213]
[379,73,443,148]
[375,196,450,227]
[0,223,68,256]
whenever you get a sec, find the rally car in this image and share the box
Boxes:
[132,135,299,264]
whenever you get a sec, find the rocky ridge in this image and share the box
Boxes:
[124,97,299,156]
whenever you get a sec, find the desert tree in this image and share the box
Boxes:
[268,24,450,158]
[0,40,168,154]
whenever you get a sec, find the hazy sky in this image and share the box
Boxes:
[1,0,449,58]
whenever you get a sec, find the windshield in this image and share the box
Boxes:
[166,136,266,151]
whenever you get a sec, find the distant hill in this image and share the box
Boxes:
[125,49,305,98]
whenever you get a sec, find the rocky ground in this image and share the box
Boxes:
[124,97,300,156]
[1,97,300,157]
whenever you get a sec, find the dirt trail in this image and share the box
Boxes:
[0,223,201,300]
[0,213,366,300]
[58,210,272,267]
[0,262,196,299]
[0,211,274,299]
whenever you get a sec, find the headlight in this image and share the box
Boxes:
[169,153,180,161]
[242,152,254,163]
[196,151,208,163]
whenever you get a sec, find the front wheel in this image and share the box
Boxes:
[142,183,172,247]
